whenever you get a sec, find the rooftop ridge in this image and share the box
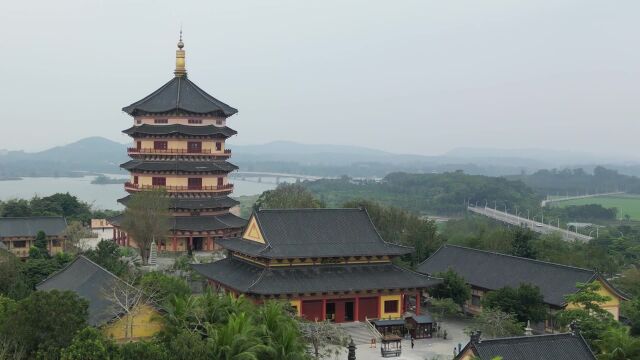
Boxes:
[256,208,363,212]
[440,244,596,274]
[477,332,576,343]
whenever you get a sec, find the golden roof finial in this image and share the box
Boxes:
[174,27,187,77]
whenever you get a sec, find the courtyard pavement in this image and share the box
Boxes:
[337,317,473,360]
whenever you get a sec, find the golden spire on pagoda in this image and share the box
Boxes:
[174,29,187,77]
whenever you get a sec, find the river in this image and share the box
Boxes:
[0,175,280,210]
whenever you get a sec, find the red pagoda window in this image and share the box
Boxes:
[187,142,202,153]
[384,300,398,313]
[133,176,138,185]
[136,141,141,150]
[154,141,168,150]
[152,177,166,186]
[188,119,203,124]
[215,142,222,151]
[216,119,223,125]
[217,177,224,186]
[154,118,168,124]
[188,178,202,190]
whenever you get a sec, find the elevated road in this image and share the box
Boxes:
[467,206,592,242]
[541,191,625,207]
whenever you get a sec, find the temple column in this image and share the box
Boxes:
[321,299,327,321]
[189,236,193,251]
[415,291,420,315]
[376,295,381,318]
[354,296,360,321]
[172,236,177,252]
[112,228,116,242]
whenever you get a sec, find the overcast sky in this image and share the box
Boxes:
[0,0,638,156]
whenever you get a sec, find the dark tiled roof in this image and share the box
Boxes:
[118,195,239,210]
[417,245,600,307]
[122,76,238,117]
[192,257,441,295]
[459,333,596,360]
[372,319,405,326]
[172,213,247,231]
[0,216,67,237]
[37,256,129,326]
[108,213,246,232]
[410,314,434,324]
[120,159,238,173]
[233,208,412,258]
[123,124,236,138]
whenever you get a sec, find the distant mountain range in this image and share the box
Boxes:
[1,137,639,178]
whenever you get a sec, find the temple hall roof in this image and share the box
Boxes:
[120,159,238,173]
[456,332,596,360]
[0,216,67,238]
[122,76,238,117]
[218,208,413,259]
[417,244,628,307]
[37,256,136,326]
[108,213,246,232]
[192,257,441,295]
[123,124,237,138]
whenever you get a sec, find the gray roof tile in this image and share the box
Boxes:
[418,245,600,307]
[192,257,441,295]
[122,76,238,117]
[0,216,67,237]
[123,124,236,138]
[460,333,596,360]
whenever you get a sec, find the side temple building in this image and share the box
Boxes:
[193,208,441,322]
[418,244,627,329]
[110,36,246,253]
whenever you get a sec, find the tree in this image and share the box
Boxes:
[138,272,191,306]
[103,276,156,341]
[471,308,523,338]
[255,301,307,360]
[84,240,128,276]
[613,266,640,298]
[621,297,640,336]
[116,341,168,360]
[207,313,271,360]
[343,199,443,266]
[62,221,92,253]
[0,251,30,299]
[430,269,471,307]
[29,230,49,259]
[0,290,88,357]
[595,327,640,360]
[428,298,461,321]
[298,320,348,359]
[254,183,325,210]
[557,282,617,346]
[511,227,536,258]
[120,189,170,265]
[60,327,114,360]
[482,284,546,323]
[21,253,72,290]
[0,199,31,217]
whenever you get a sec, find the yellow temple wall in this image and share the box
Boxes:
[102,304,163,342]
[379,294,402,319]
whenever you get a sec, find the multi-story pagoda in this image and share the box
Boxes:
[193,208,441,322]
[111,36,246,253]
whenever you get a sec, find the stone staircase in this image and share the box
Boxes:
[147,241,158,267]
[337,321,377,345]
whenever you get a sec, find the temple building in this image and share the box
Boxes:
[0,216,67,258]
[110,35,246,253]
[193,208,441,322]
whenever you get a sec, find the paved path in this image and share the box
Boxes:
[468,206,592,242]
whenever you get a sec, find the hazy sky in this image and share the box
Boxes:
[0,0,638,156]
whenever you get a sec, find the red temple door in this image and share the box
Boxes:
[188,178,202,190]
[187,141,202,153]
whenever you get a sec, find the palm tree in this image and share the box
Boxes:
[596,327,640,360]
[207,313,270,360]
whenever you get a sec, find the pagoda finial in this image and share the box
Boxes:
[174,27,187,77]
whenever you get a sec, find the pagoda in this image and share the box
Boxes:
[193,208,441,322]
[111,35,246,253]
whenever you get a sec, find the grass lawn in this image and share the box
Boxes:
[553,194,640,220]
